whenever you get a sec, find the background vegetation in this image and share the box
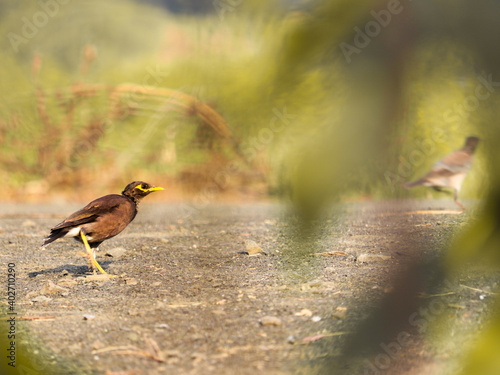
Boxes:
[0,0,488,204]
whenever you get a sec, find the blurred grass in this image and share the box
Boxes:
[0,0,488,203]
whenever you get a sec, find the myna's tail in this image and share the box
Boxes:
[42,228,68,247]
[403,178,426,189]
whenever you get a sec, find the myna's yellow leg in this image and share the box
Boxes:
[88,253,97,274]
[453,188,466,211]
[80,231,113,276]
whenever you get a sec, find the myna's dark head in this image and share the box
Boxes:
[122,181,164,202]
[464,136,480,153]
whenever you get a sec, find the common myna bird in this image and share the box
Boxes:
[404,136,480,210]
[42,181,164,276]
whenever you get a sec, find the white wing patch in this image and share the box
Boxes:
[66,227,95,242]
[66,227,81,237]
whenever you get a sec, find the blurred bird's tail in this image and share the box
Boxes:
[403,178,426,189]
[42,229,67,247]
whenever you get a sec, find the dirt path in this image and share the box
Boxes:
[1,200,496,374]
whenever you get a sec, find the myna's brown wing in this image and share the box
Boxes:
[51,194,125,231]
[43,194,130,247]
[428,150,473,177]
[425,163,457,179]
[438,150,472,170]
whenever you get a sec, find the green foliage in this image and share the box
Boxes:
[1,0,167,68]
[0,0,487,202]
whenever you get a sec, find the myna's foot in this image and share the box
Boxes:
[80,232,117,278]
[455,200,466,211]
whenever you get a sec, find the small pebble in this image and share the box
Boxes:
[260,316,282,326]
[85,274,111,282]
[295,309,313,317]
[105,247,126,258]
[245,240,266,256]
[332,310,347,320]
[357,253,391,263]
[91,340,105,350]
[125,278,138,286]
[40,280,69,295]
[57,278,77,288]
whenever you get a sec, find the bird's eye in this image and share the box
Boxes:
[141,184,147,189]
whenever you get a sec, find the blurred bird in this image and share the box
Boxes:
[404,136,480,210]
[42,181,164,276]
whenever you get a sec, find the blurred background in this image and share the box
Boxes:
[2,0,500,374]
[0,0,492,207]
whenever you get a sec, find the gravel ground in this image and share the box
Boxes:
[1,199,498,375]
